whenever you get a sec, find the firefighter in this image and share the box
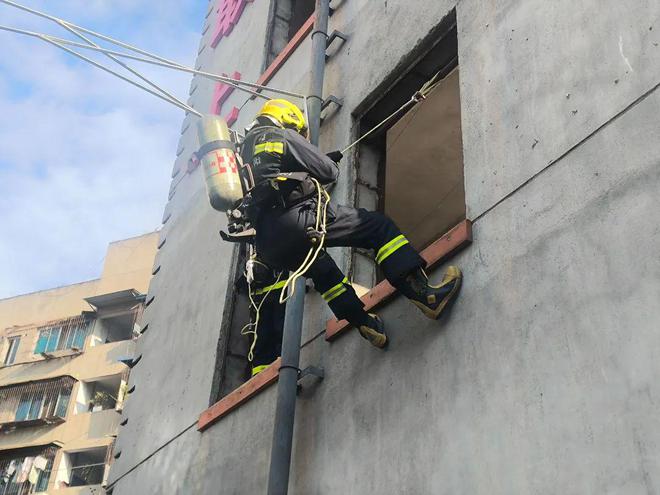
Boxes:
[241,98,462,351]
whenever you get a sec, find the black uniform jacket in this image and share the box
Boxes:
[240,125,339,268]
[241,125,338,204]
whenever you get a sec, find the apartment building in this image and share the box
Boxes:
[108,1,660,493]
[0,233,157,494]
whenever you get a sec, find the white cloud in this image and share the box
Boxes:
[0,0,204,298]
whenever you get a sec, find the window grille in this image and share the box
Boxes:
[0,445,57,495]
[33,315,89,354]
[0,377,75,429]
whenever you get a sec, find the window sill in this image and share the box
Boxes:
[198,357,281,431]
[197,221,472,431]
[326,220,473,341]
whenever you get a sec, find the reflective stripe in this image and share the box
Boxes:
[254,280,287,295]
[376,234,409,264]
[322,277,349,302]
[251,365,269,376]
[254,141,284,155]
[325,286,347,303]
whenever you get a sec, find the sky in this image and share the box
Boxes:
[0,0,206,299]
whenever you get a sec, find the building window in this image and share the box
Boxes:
[59,447,108,488]
[34,317,89,355]
[350,12,462,293]
[264,0,314,66]
[0,376,75,428]
[15,393,44,422]
[3,337,20,365]
[34,327,60,354]
[208,245,254,404]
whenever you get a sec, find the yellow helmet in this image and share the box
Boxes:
[257,99,307,135]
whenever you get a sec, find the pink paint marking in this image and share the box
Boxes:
[225,106,240,127]
[210,0,255,48]
[210,71,241,115]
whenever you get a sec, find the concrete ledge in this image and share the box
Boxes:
[198,358,281,431]
[198,222,471,430]
[325,220,473,341]
[256,15,315,89]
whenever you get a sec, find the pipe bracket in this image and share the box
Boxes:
[325,30,348,60]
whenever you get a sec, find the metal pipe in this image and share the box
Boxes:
[266,1,330,494]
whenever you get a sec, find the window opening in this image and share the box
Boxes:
[33,316,90,355]
[34,327,60,354]
[75,375,123,414]
[209,244,253,404]
[353,14,463,286]
[60,447,108,488]
[3,337,20,365]
[264,0,315,67]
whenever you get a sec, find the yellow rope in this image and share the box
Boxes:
[279,178,331,304]
[241,269,283,363]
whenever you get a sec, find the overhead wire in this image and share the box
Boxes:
[0,0,446,152]
[40,36,202,117]
[0,0,306,98]
[55,20,194,115]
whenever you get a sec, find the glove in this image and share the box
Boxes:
[326,150,343,163]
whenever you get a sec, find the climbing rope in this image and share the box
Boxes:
[242,261,283,363]
[279,178,331,304]
[0,0,307,117]
[340,63,452,154]
[1,0,453,156]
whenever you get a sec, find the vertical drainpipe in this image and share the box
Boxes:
[266,1,330,494]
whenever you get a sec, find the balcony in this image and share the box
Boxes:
[0,444,57,494]
[53,446,110,491]
[0,377,74,432]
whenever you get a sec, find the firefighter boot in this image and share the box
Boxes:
[398,266,462,320]
[355,313,388,349]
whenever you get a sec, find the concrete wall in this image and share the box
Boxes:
[109,0,660,493]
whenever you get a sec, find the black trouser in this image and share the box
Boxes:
[255,201,425,324]
[250,290,286,370]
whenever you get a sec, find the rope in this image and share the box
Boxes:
[341,66,449,154]
[279,178,331,304]
[241,267,283,363]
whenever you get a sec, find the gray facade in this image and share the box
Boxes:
[108,0,660,493]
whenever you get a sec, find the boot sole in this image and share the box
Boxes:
[358,326,388,349]
[414,268,463,320]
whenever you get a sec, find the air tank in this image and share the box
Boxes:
[196,114,243,211]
